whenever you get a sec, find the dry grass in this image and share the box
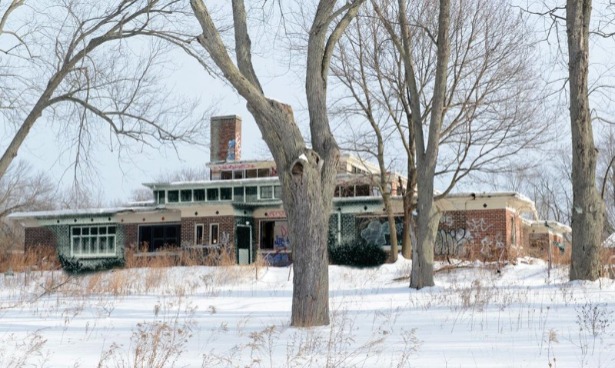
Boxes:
[0,246,59,273]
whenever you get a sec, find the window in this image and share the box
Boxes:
[234,187,244,202]
[207,188,219,201]
[274,185,282,199]
[221,171,232,180]
[156,191,165,204]
[210,224,219,245]
[195,224,204,245]
[138,224,181,252]
[246,169,258,178]
[194,189,205,201]
[71,225,116,258]
[180,189,192,202]
[355,185,370,196]
[246,186,258,201]
[233,170,244,179]
[220,187,232,200]
[260,186,273,199]
[258,168,270,177]
[167,190,179,203]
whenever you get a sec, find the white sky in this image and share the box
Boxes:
[5,1,615,207]
[7,44,305,205]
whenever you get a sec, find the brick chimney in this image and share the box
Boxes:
[210,115,242,163]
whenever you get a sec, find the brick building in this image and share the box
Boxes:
[9,115,570,269]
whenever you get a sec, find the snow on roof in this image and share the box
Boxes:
[7,205,164,220]
[444,191,533,203]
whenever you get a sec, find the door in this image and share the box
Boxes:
[236,225,252,264]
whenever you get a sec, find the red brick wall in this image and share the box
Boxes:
[24,227,56,252]
[123,224,138,250]
[210,116,241,162]
[181,216,235,247]
[437,208,512,261]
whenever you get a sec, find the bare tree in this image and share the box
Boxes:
[0,161,55,219]
[332,0,546,286]
[188,0,365,326]
[0,0,208,183]
[0,161,55,251]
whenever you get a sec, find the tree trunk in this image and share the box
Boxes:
[401,162,417,259]
[283,150,333,327]
[410,172,439,288]
[408,0,451,289]
[567,0,604,281]
[383,191,399,262]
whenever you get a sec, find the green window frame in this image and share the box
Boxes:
[71,225,117,258]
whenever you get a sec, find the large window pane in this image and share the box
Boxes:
[234,187,244,202]
[168,190,179,203]
[156,190,166,204]
[194,189,205,201]
[260,186,273,199]
[274,185,282,199]
[71,225,117,258]
[220,187,232,200]
[207,188,219,201]
[181,189,192,202]
[246,186,257,202]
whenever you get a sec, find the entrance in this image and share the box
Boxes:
[236,225,252,264]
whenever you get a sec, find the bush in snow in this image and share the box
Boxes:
[329,239,387,268]
[59,254,124,274]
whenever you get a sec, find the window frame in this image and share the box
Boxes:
[210,223,219,245]
[195,224,204,245]
[70,225,117,258]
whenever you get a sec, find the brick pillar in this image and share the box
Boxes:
[210,115,242,162]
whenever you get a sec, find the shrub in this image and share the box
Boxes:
[58,254,124,274]
[329,239,387,268]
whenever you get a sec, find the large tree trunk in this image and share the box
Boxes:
[191,0,364,326]
[410,171,440,288]
[567,0,604,281]
[283,149,334,326]
[407,0,451,288]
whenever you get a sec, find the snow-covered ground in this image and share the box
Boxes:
[1,258,614,367]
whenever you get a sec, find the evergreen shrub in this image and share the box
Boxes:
[329,238,387,268]
[59,254,124,274]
